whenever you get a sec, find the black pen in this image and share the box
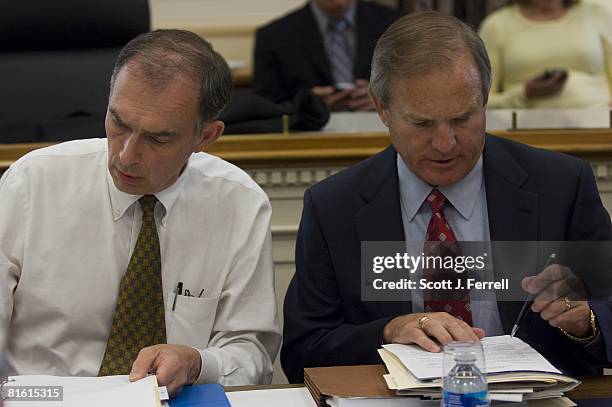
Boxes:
[510,253,557,338]
[172,281,183,311]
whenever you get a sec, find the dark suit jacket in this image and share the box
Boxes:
[253,1,400,101]
[282,135,612,383]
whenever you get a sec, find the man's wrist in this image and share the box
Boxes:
[383,318,397,344]
[188,347,202,384]
[558,309,598,343]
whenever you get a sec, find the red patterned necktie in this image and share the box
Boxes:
[422,189,473,325]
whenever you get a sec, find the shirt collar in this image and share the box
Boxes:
[310,0,357,33]
[106,153,191,226]
[397,154,484,222]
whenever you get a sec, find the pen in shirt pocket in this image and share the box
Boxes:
[172,282,207,310]
[172,281,183,311]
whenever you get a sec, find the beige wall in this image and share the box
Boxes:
[151,0,304,26]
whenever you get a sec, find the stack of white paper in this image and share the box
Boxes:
[3,375,161,407]
[379,335,579,404]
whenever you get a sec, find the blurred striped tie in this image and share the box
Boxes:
[98,195,166,376]
[328,18,354,85]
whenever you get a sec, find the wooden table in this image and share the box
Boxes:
[566,375,612,399]
[225,375,612,401]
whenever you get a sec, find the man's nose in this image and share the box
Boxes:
[431,122,456,154]
[119,134,142,166]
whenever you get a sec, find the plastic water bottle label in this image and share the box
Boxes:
[443,390,488,407]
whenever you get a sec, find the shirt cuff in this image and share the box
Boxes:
[195,348,220,384]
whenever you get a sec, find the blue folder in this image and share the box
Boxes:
[168,383,230,407]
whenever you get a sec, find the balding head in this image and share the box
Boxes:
[110,29,233,126]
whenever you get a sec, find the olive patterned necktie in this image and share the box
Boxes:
[98,195,167,376]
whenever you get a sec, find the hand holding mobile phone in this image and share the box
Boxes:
[526,69,568,99]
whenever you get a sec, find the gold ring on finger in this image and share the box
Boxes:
[418,316,432,331]
[563,297,572,312]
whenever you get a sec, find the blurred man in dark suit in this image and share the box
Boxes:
[253,0,400,111]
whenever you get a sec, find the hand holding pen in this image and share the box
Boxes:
[512,253,593,339]
[510,253,556,338]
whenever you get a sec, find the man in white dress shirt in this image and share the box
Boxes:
[0,30,280,392]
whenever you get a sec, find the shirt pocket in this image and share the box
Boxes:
[165,294,219,348]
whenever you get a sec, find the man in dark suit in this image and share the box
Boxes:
[282,12,612,383]
[253,0,400,111]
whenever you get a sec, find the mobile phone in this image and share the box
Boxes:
[543,69,568,80]
[334,82,355,91]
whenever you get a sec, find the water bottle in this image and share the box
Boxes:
[442,349,489,407]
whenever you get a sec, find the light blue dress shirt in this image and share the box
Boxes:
[397,154,505,336]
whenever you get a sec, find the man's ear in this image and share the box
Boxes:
[370,91,390,128]
[195,120,225,152]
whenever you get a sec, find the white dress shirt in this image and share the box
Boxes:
[0,139,281,385]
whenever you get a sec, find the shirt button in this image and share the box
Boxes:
[114,210,120,217]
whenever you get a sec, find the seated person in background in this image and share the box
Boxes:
[0,29,280,392]
[253,0,400,111]
[281,11,612,383]
[479,0,612,108]
[452,0,489,30]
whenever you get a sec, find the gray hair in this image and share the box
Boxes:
[370,11,491,107]
[110,29,233,125]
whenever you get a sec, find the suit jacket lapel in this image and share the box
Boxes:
[484,136,538,242]
[483,135,539,333]
[355,146,412,318]
[297,4,334,83]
